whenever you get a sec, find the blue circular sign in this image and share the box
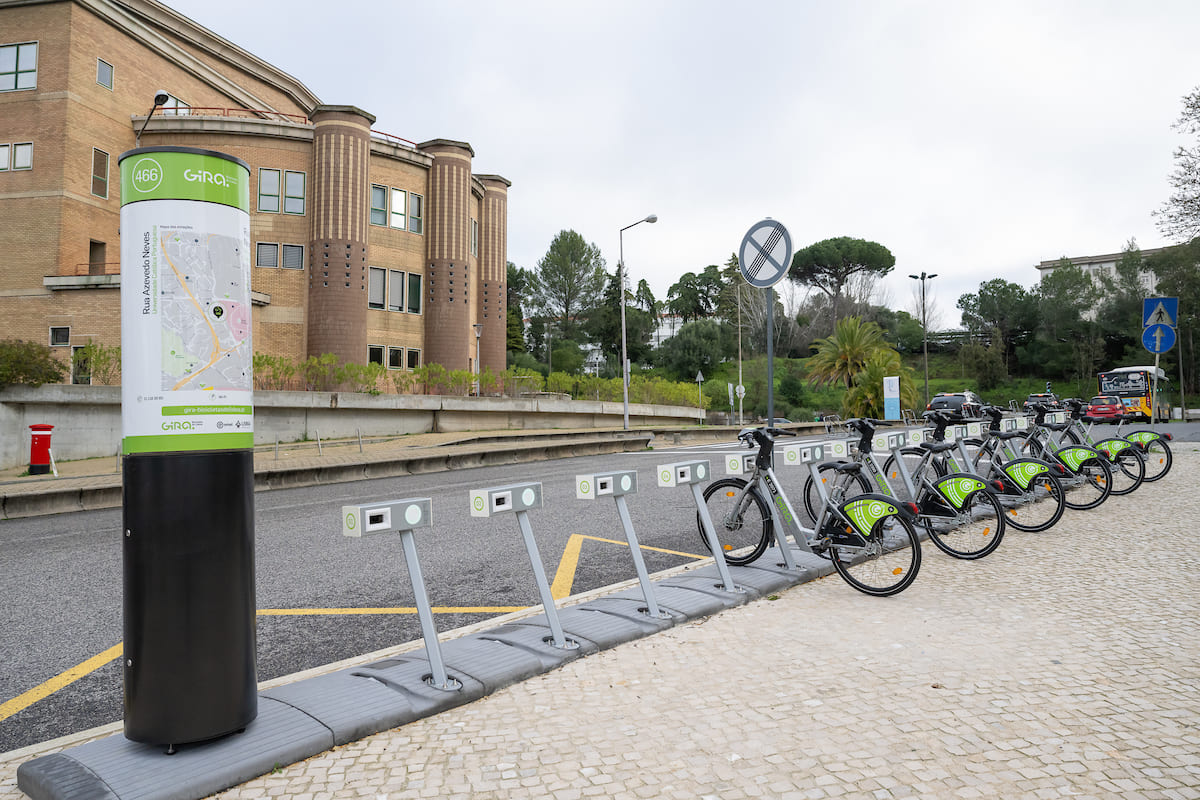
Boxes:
[1142,324,1176,354]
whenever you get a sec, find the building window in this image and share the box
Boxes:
[368,345,384,365]
[49,326,70,346]
[89,241,106,275]
[256,242,279,268]
[283,170,305,215]
[368,267,386,309]
[91,148,109,198]
[407,348,420,370]
[0,144,8,171]
[409,193,423,234]
[370,184,387,226]
[406,273,422,314]
[387,347,403,370]
[160,94,189,115]
[258,168,280,212]
[388,269,404,311]
[12,142,32,170]
[389,188,406,230]
[96,58,113,90]
[0,42,38,92]
[471,219,479,256]
[72,345,91,385]
[281,244,304,269]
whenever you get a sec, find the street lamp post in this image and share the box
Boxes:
[619,213,657,430]
[135,90,171,147]
[908,271,937,409]
[472,323,483,396]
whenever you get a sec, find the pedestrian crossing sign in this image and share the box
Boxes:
[1142,297,1178,328]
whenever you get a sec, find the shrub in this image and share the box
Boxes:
[0,340,66,388]
[73,340,121,386]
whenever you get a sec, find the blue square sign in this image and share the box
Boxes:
[1143,297,1178,328]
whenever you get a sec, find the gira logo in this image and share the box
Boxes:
[183,168,232,187]
[161,421,195,431]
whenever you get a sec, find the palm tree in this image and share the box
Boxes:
[844,349,920,417]
[806,317,887,388]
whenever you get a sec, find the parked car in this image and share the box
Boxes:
[1022,392,1062,412]
[1085,395,1125,423]
[926,391,983,421]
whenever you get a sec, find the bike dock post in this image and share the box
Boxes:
[342,498,461,691]
[469,482,577,650]
[881,430,924,498]
[658,460,741,594]
[575,470,670,620]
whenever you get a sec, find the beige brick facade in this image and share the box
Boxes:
[0,0,509,382]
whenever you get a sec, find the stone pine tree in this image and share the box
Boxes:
[789,237,895,332]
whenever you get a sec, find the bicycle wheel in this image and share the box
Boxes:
[699,478,771,565]
[802,466,871,523]
[1139,439,1173,482]
[921,488,1006,559]
[881,447,944,504]
[829,514,921,597]
[1105,446,1145,496]
[1000,471,1065,533]
[1061,456,1112,510]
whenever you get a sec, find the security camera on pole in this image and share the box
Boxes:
[737,219,793,427]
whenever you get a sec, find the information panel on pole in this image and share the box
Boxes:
[119,147,253,455]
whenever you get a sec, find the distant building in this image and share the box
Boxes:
[1035,248,1164,294]
[0,0,509,384]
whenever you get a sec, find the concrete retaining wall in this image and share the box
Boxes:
[0,386,699,470]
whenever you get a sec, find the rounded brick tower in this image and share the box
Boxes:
[419,139,474,372]
[477,175,511,376]
[306,105,376,364]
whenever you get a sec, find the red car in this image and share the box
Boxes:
[1085,395,1125,423]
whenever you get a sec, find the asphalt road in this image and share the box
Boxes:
[0,442,745,753]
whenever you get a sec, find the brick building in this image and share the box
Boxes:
[0,0,509,383]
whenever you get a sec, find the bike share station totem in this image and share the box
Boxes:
[118,147,257,748]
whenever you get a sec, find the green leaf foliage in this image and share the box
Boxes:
[0,340,67,389]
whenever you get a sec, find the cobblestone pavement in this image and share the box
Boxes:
[3,449,1198,800]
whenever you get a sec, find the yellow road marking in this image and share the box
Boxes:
[575,535,706,560]
[550,533,706,599]
[0,644,124,723]
[551,534,585,599]
[3,536,705,720]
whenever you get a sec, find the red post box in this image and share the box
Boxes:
[28,424,54,475]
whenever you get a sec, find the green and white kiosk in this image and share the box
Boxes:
[118,147,257,749]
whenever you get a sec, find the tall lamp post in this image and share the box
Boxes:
[619,213,657,430]
[472,323,483,396]
[909,271,937,409]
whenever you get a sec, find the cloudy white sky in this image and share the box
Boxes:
[170,0,1199,330]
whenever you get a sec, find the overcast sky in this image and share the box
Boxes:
[169,0,1199,330]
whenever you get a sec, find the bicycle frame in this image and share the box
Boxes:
[727,436,905,564]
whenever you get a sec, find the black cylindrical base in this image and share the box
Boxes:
[122,449,257,746]
[28,464,49,475]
